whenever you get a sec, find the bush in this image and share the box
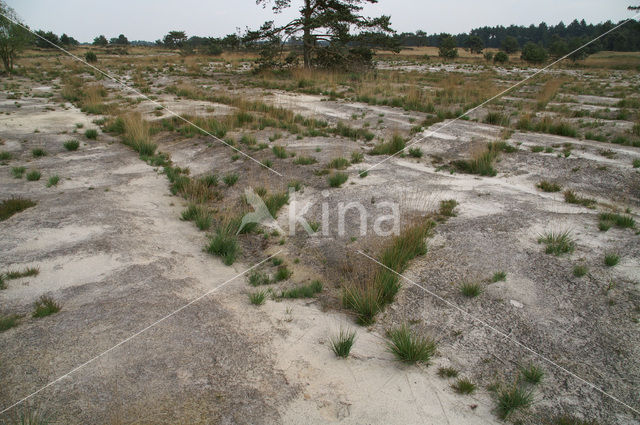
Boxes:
[494,51,508,63]
[484,51,494,61]
[521,42,549,64]
[85,51,98,63]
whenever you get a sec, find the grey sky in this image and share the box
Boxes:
[6,0,635,43]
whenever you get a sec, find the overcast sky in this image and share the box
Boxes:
[5,0,636,43]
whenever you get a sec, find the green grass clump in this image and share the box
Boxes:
[329,328,356,358]
[537,180,561,192]
[573,265,588,277]
[46,175,60,188]
[248,270,270,286]
[271,257,283,266]
[31,148,47,158]
[293,155,317,165]
[371,134,406,155]
[350,151,364,163]
[0,197,36,221]
[452,378,476,394]
[63,140,80,151]
[328,157,350,170]
[32,295,61,318]
[633,158,640,168]
[222,173,239,186]
[408,147,423,158]
[328,172,348,187]
[438,199,458,217]
[0,314,20,332]
[437,367,459,378]
[199,174,218,187]
[386,324,437,364]
[563,190,596,208]
[26,170,41,181]
[274,265,293,282]
[0,151,11,161]
[11,166,26,178]
[492,271,507,282]
[181,204,213,229]
[452,146,498,176]
[84,129,98,140]
[604,252,619,267]
[358,170,368,178]
[519,363,544,384]
[249,290,267,305]
[460,281,483,297]
[496,384,534,419]
[538,230,575,255]
[206,222,239,265]
[5,267,39,280]
[272,145,287,158]
[598,212,635,229]
[484,111,509,126]
[530,145,544,153]
[280,280,322,299]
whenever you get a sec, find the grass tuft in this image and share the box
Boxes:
[564,190,596,208]
[604,252,619,267]
[0,197,36,221]
[460,281,483,297]
[573,265,588,277]
[222,173,239,186]
[248,290,267,306]
[274,265,293,282]
[32,295,61,318]
[598,212,635,229]
[46,175,60,188]
[537,180,561,192]
[452,378,476,394]
[5,267,39,280]
[437,367,459,378]
[538,230,575,255]
[279,280,322,299]
[386,324,437,364]
[11,166,26,178]
[206,221,239,265]
[496,384,534,419]
[248,270,270,286]
[519,363,544,384]
[63,140,80,151]
[328,172,348,187]
[329,328,357,358]
[492,271,507,282]
[84,129,98,140]
[31,148,47,158]
[371,134,406,155]
[0,314,21,332]
[26,170,41,181]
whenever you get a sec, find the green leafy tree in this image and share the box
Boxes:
[521,42,548,63]
[93,35,108,46]
[466,34,483,54]
[438,33,458,59]
[163,30,188,48]
[34,30,59,48]
[251,0,395,69]
[110,34,129,45]
[501,35,519,53]
[0,1,32,73]
[493,51,508,63]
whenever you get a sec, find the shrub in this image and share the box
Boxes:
[84,129,98,140]
[63,139,80,151]
[279,280,322,298]
[521,42,549,63]
[494,51,508,63]
[386,324,437,364]
[26,170,41,181]
[329,328,356,358]
[328,172,348,187]
[222,173,239,186]
[32,295,61,318]
[538,230,575,255]
[11,166,26,178]
[46,175,60,188]
[85,51,98,63]
[452,378,476,394]
[249,290,267,305]
[0,197,36,221]
[31,148,47,157]
[537,181,561,192]
[604,252,619,267]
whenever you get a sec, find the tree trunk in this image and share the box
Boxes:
[302,0,312,68]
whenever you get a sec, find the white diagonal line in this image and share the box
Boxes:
[357,250,640,416]
[0,12,283,177]
[0,251,282,414]
[362,12,640,174]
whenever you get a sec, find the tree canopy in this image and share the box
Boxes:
[0,1,32,73]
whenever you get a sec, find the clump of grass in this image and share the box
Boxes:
[538,230,575,255]
[598,212,635,229]
[371,134,406,155]
[0,197,36,221]
[32,295,61,318]
[460,281,483,297]
[0,151,11,161]
[604,252,619,267]
[11,166,26,178]
[199,174,218,187]
[329,328,356,358]
[519,363,544,384]
[293,156,317,165]
[26,170,41,181]
[328,157,350,170]
[437,367,459,378]
[121,113,156,156]
[452,145,498,176]
[46,175,60,188]
[328,172,348,187]
[350,151,364,164]
[5,267,39,280]
[0,314,20,332]
[271,257,283,266]
[206,221,239,265]
[84,129,98,140]
[438,199,457,217]
[598,220,612,231]
[452,378,476,394]
[484,111,509,126]
[358,170,368,178]
[31,148,47,158]
[63,139,80,151]
[537,180,561,192]
[248,270,270,286]
[280,280,322,298]
[408,147,423,158]
[222,173,239,186]
[272,145,287,158]
[249,290,267,306]
[563,190,596,208]
[386,324,437,364]
[496,384,534,420]
[530,145,544,153]
[275,265,293,282]
[573,265,588,277]
[633,158,640,168]
[492,271,506,282]
[182,204,212,230]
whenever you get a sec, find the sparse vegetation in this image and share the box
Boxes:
[0,197,36,221]
[519,363,544,384]
[386,324,437,365]
[248,270,270,286]
[26,170,41,181]
[496,384,534,419]
[249,290,267,305]
[0,314,20,332]
[329,328,356,358]
[492,271,507,282]
[604,252,619,267]
[328,172,348,187]
[371,134,406,155]
[84,129,98,140]
[538,230,575,255]
[11,166,26,178]
[598,212,635,229]
[31,148,47,158]
[63,139,80,151]
[46,175,60,188]
[460,281,483,297]
[573,265,588,277]
[437,367,459,378]
[279,280,322,298]
[537,180,562,192]
[206,221,239,265]
[452,378,476,394]
[222,173,239,186]
[32,295,61,318]
[563,190,596,208]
